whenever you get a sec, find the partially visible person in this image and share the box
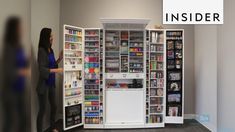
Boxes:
[36,28,63,132]
[1,16,30,132]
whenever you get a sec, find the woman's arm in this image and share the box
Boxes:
[38,48,63,77]
[56,50,63,64]
[18,68,31,77]
[38,48,51,79]
[50,68,63,73]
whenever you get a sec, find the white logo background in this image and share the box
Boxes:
[163,0,224,24]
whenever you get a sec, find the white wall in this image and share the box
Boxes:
[217,0,235,131]
[0,0,31,51]
[195,0,235,131]
[31,0,60,131]
[194,25,217,131]
[60,0,195,115]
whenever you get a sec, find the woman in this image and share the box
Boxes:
[36,28,63,132]
[1,16,29,132]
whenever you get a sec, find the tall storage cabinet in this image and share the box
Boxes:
[62,22,184,131]
[101,19,149,128]
[165,30,184,124]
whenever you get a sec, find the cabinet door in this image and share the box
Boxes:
[165,29,184,124]
[145,29,166,127]
[63,25,84,130]
[84,29,104,128]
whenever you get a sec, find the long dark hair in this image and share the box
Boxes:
[38,28,52,53]
[3,16,21,46]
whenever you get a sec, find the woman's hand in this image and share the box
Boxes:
[50,68,63,73]
[19,68,31,77]
[57,50,63,64]
[56,68,63,73]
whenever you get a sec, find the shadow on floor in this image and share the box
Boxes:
[45,119,211,132]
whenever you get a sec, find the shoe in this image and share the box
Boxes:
[52,128,59,132]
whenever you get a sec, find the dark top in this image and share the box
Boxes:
[45,52,56,87]
[2,44,28,93]
[14,48,27,92]
[37,48,58,95]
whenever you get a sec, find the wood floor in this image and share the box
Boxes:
[47,119,211,132]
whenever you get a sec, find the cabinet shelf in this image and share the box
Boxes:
[65,69,82,72]
[150,96,164,97]
[105,51,119,52]
[65,33,82,37]
[150,51,164,54]
[85,46,99,48]
[65,41,82,44]
[129,67,143,69]
[129,50,143,52]
[150,42,164,45]
[65,57,82,59]
[149,104,163,107]
[65,87,82,90]
[105,56,119,58]
[130,41,144,43]
[65,102,83,107]
[106,88,143,91]
[150,78,164,79]
[65,95,82,99]
[149,113,164,115]
[129,56,143,58]
[85,35,99,37]
[85,40,99,42]
[150,69,164,71]
[85,51,100,53]
[64,49,82,52]
[129,46,143,48]
[85,89,99,91]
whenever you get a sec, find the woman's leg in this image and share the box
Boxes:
[16,93,26,132]
[48,87,57,130]
[2,97,13,132]
[37,93,47,132]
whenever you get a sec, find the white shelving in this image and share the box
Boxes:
[101,19,150,129]
[145,29,166,127]
[63,25,84,130]
[83,28,104,128]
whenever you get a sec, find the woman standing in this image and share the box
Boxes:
[36,28,63,132]
[1,16,29,132]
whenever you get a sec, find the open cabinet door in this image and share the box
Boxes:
[83,28,104,128]
[63,25,84,130]
[165,29,184,124]
[145,29,166,128]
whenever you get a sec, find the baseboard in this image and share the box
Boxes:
[184,114,216,131]
[184,114,196,119]
[196,118,216,132]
